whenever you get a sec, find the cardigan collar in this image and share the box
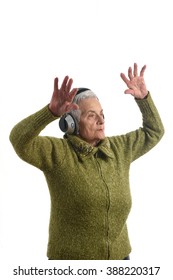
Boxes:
[65,135,114,160]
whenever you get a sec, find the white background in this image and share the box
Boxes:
[0,0,172,279]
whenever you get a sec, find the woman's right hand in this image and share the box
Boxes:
[49,76,78,117]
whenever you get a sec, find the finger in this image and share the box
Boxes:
[120,73,130,86]
[140,65,147,77]
[128,67,133,80]
[133,63,138,77]
[67,88,78,102]
[54,77,59,91]
[61,75,69,91]
[66,78,73,93]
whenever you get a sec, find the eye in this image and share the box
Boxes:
[88,113,95,118]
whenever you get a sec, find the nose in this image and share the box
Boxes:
[97,114,104,124]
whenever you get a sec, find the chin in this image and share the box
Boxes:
[96,132,105,140]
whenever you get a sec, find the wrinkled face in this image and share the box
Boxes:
[78,97,105,146]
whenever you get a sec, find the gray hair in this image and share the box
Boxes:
[73,90,98,105]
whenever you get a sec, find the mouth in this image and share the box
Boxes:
[97,128,104,132]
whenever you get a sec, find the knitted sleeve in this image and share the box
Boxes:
[109,93,165,162]
[9,105,65,171]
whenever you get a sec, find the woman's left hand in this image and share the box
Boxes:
[120,63,148,99]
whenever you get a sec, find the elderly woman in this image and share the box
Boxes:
[10,63,164,260]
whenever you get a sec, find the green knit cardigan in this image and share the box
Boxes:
[9,93,164,260]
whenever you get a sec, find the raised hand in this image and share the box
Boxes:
[49,76,78,117]
[120,63,148,99]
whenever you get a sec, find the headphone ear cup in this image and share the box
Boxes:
[59,113,78,134]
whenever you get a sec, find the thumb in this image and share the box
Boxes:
[124,89,134,95]
[66,103,79,112]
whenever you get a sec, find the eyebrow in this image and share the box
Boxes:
[81,108,104,117]
[86,109,103,114]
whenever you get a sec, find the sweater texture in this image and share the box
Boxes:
[9,93,164,260]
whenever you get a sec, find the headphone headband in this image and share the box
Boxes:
[76,88,90,95]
